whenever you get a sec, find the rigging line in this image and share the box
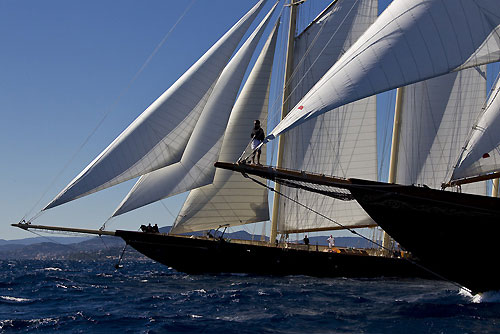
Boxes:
[281,0,361,116]
[243,0,361,164]
[159,200,177,220]
[243,172,472,293]
[100,217,113,232]
[22,0,197,223]
[20,228,98,262]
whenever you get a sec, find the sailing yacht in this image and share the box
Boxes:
[13,0,430,280]
[217,0,500,294]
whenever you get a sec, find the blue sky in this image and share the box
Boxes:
[4,0,492,240]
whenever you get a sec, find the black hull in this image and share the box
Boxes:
[348,178,500,294]
[115,230,431,279]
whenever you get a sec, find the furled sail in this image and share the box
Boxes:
[43,0,267,211]
[268,0,500,141]
[396,67,488,195]
[277,0,378,233]
[451,75,500,181]
[171,21,280,235]
[112,4,278,217]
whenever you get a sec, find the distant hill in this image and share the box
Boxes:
[0,236,91,246]
[1,226,378,260]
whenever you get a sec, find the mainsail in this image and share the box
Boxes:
[396,67,488,195]
[171,21,280,235]
[277,0,378,233]
[268,0,500,140]
[43,0,267,211]
[452,75,500,181]
[112,3,278,216]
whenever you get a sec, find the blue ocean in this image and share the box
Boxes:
[1,259,499,333]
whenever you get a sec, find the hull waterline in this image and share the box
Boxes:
[115,230,432,279]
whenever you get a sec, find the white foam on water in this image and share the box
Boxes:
[459,288,500,303]
[44,267,62,271]
[0,295,31,302]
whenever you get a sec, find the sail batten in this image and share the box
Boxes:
[268,0,500,141]
[43,0,267,211]
[112,3,279,217]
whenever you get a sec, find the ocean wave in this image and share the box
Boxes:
[44,267,63,271]
[460,288,500,303]
[0,295,31,303]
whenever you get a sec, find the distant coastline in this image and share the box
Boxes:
[2,226,377,260]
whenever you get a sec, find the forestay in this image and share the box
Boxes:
[452,75,500,181]
[43,0,267,211]
[112,3,278,217]
[278,0,378,234]
[396,68,488,195]
[268,0,500,140]
[171,22,280,235]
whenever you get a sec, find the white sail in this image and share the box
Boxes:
[112,4,278,217]
[396,67,488,195]
[268,0,500,141]
[452,75,500,181]
[171,22,280,235]
[43,0,267,211]
[278,0,378,233]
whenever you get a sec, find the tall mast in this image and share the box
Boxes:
[383,86,405,250]
[492,179,499,197]
[270,0,300,243]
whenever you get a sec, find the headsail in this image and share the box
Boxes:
[268,0,500,140]
[277,0,378,233]
[396,67,488,195]
[171,21,280,235]
[451,75,500,182]
[112,3,279,217]
[43,0,267,211]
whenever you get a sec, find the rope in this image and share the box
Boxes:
[243,172,472,294]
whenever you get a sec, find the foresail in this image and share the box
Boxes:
[268,0,500,141]
[112,3,278,217]
[278,0,378,234]
[396,67,488,195]
[452,75,500,182]
[171,22,279,235]
[43,0,267,211]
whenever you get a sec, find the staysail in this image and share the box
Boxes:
[112,3,278,217]
[277,0,378,233]
[451,75,500,181]
[268,0,500,141]
[43,0,267,211]
[396,67,488,194]
[170,21,280,235]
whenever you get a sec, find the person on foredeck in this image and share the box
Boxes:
[327,235,335,249]
[250,120,265,165]
[303,235,310,250]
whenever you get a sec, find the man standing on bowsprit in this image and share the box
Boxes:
[250,120,265,165]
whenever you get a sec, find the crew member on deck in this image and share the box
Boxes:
[250,120,265,165]
[327,235,335,249]
[303,235,310,250]
[303,235,310,245]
